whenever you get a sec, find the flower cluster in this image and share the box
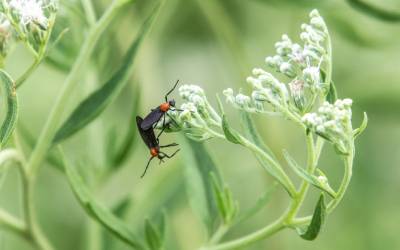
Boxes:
[224,9,331,115]
[0,13,12,63]
[302,99,353,153]
[166,84,222,141]
[1,0,58,50]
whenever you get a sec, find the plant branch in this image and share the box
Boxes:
[27,0,132,177]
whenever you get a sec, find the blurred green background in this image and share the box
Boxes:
[1,0,400,249]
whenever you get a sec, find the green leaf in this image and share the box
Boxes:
[283,150,336,198]
[210,173,228,220]
[222,115,242,144]
[0,70,18,148]
[326,80,337,104]
[216,94,242,144]
[53,6,159,144]
[145,219,162,250]
[240,112,277,161]
[347,0,400,22]
[297,194,326,240]
[61,150,143,249]
[210,172,238,224]
[240,112,294,196]
[353,112,368,139]
[183,139,221,234]
[111,83,141,167]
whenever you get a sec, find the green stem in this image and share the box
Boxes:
[204,131,317,250]
[241,137,297,197]
[208,224,229,245]
[284,133,316,221]
[16,14,57,88]
[0,209,28,240]
[82,0,98,26]
[15,59,41,88]
[202,217,285,250]
[27,0,131,177]
[22,175,54,250]
[327,145,354,213]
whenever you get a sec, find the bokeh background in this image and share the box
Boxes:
[0,0,399,249]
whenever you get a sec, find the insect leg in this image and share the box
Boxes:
[160,143,179,148]
[165,79,180,102]
[141,156,155,178]
[156,115,167,141]
[159,149,180,159]
[165,112,180,127]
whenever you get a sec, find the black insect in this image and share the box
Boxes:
[136,116,180,178]
[141,80,181,140]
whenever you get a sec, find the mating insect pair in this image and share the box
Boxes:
[136,80,181,177]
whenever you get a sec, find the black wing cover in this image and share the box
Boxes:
[140,107,164,130]
[136,116,158,149]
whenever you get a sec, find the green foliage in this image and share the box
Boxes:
[53,6,159,144]
[297,194,326,240]
[61,150,144,249]
[0,70,18,148]
[283,150,336,198]
[353,112,368,139]
[210,173,238,225]
[183,139,221,234]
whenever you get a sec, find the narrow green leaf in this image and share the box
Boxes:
[61,150,143,248]
[284,150,336,198]
[240,112,277,161]
[353,112,368,139]
[347,0,400,22]
[210,173,228,220]
[326,80,337,104]
[222,115,242,144]
[111,83,141,167]
[183,138,221,234]
[0,70,18,148]
[217,94,242,144]
[240,112,293,196]
[145,219,162,250]
[53,6,159,144]
[297,194,326,240]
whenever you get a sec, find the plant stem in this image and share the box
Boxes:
[208,224,229,245]
[285,133,316,221]
[22,174,54,250]
[202,217,285,250]
[204,131,318,250]
[241,137,297,197]
[0,209,28,240]
[16,14,57,88]
[82,0,98,26]
[15,59,41,88]
[327,145,354,213]
[27,0,130,177]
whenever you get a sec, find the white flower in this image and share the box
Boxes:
[302,99,354,153]
[0,14,12,59]
[9,0,49,29]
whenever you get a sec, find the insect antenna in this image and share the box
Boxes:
[165,79,180,102]
[141,156,155,178]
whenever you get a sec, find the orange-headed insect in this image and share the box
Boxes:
[136,116,179,177]
[140,80,181,140]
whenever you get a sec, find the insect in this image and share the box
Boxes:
[136,116,180,178]
[141,80,181,140]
